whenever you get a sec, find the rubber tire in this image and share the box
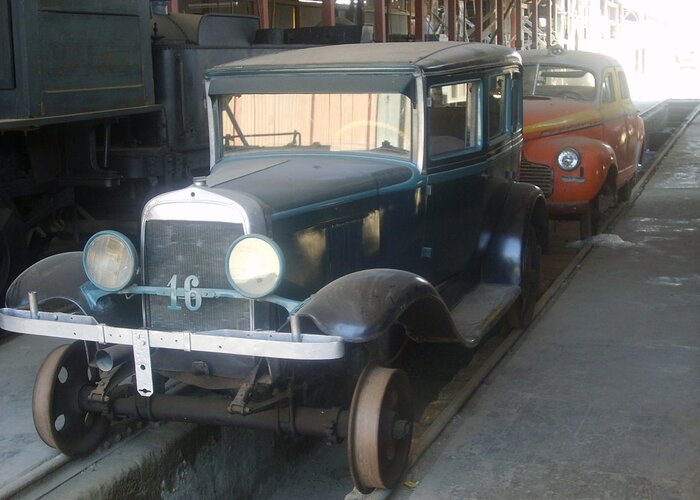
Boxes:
[508,224,542,329]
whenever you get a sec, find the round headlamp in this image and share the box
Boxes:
[226,235,284,298]
[83,231,138,291]
[557,148,580,171]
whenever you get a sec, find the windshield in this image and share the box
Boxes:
[220,93,413,159]
[523,64,597,101]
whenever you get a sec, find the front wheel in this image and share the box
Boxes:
[508,224,542,329]
[33,342,110,457]
[347,365,413,493]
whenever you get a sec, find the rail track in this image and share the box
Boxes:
[1,100,698,500]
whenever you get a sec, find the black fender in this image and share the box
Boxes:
[5,252,141,327]
[482,182,548,286]
[296,269,460,344]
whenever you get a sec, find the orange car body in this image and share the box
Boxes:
[519,49,645,216]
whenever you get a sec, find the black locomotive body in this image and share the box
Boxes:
[0,0,366,294]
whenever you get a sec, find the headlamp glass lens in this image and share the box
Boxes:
[84,232,137,291]
[227,236,283,298]
[557,148,580,171]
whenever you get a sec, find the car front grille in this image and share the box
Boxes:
[519,161,553,196]
[144,219,250,332]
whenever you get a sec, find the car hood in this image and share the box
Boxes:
[523,96,601,139]
[206,154,415,214]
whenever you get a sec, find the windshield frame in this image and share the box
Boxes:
[207,71,423,169]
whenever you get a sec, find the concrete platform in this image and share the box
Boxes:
[396,118,700,497]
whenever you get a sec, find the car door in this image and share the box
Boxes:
[599,69,628,178]
[616,68,640,183]
[422,77,485,285]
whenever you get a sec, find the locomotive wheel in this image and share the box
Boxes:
[508,224,542,329]
[347,365,413,493]
[33,342,110,457]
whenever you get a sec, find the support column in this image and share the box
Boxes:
[294,3,301,28]
[496,0,503,45]
[447,0,456,41]
[545,0,551,47]
[514,0,522,48]
[322,0,336,26]
[530,0,538,49]
[414,0,424,41]
[374,0,386,42]
[169,0,179,13]
[474,0,483,43]
[254,0,270,29]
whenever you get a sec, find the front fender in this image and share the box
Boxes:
[296,269,460,344]
[482,182,547,286]
[6,252,141,327]
[524,135,616,202]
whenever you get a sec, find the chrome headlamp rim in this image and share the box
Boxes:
[225,234,285,299]
[557,147,581,171]
[83,230,138,292]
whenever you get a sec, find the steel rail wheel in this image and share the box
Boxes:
[347,365,413,493]
[33,342,110,457]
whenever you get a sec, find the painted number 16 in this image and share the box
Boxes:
[167,274,203,311]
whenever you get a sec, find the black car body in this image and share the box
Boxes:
[1,42,547,492]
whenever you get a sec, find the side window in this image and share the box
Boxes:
[488,74,508,139]
[601,72,616,103]
[512,72,523,132]
[428,81,481,157]
[617,70,630,99]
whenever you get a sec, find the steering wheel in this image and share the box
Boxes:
[332,120,406,151]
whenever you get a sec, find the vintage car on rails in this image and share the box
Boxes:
[0,42,547,493]
[518,48,645,238]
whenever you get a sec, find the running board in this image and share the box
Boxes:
[450,283,521,347]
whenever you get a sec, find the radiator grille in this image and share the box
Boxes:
[144,220,249,332]
[519,161,553,196]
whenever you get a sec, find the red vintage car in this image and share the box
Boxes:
[518,48,645,238]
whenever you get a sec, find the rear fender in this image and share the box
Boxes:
[482,183,548,286]
[296,269,460,344]
[5,252,141,327]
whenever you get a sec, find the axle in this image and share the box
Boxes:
[79,387,351,441]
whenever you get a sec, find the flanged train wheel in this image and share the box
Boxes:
[347,365,413,493]
[33,342,110,457]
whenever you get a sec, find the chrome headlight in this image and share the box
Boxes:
[226,235,285,298]
[557,148,580,171]
[83,231,138,291]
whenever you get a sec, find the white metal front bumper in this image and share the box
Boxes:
[0,307,345,396]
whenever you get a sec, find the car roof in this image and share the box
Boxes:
[209,42,520,75]
[519,48,621,75]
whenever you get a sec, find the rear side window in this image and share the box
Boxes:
[428,81,482,157]
[511,72,523,132]
[488,75,508,139]
[617,71,630,99]
[601,73,616,103]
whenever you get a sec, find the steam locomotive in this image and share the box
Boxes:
[0,0,368,295]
